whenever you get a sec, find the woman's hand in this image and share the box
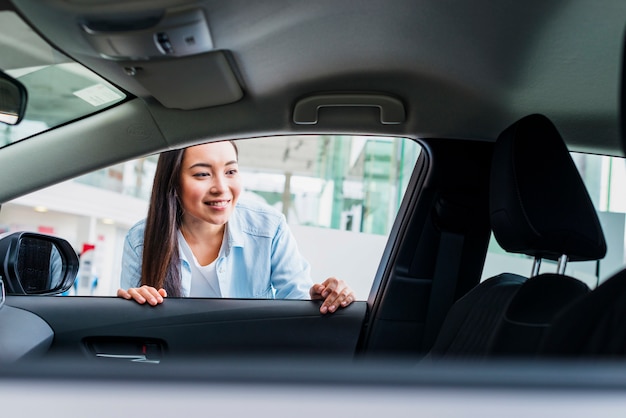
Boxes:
[309,277,355,314]
[117,285,167,306]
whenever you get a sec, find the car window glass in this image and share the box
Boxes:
[0,11,126,147]
[0,135,421,300]
[482,152,626,289]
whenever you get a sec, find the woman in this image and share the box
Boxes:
[117,140,354,314]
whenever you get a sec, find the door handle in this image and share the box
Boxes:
[85,338,165,363]
[95,353,160,364]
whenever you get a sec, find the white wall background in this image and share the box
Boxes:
[290,224,387,300]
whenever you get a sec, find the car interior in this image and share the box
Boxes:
[1,3,626,409]
[428,113,606,359]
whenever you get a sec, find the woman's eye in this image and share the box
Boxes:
[226,169,238,175]
[193,172,210,178]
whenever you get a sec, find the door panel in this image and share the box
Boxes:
[5,296,367,361]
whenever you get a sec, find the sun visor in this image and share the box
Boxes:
[79,8,243,110]
[116,51,243,110]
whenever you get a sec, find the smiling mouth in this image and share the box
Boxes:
[206,200,230,207]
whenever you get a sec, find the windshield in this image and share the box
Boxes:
[0,11,126,146]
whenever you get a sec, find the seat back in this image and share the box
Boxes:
[489,274,589,356]
[427,273,525,358]
[428,114,606,359]
[540,264,626,357]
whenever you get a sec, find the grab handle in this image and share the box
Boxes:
[293,93,405,125]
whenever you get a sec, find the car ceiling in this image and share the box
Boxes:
[4,0,626,158]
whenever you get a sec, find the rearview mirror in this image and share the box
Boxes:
[0,232,79,295]
[0,71,27,125]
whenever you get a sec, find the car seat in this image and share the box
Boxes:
[538,267,626,357]
[427,113,606,359]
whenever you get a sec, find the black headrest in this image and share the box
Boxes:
[490,114,606,261]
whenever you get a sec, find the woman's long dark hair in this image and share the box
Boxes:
[140,141,238,296]
[141,148,185,296]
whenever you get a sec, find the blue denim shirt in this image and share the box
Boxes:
[121,200,312,299]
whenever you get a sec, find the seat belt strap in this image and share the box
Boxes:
[422,230,464,350]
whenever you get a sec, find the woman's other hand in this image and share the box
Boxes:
[309,277,355,314]
[117,285,167,306]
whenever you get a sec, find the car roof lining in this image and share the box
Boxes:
[6,0,624,149]
[0,0,624,202]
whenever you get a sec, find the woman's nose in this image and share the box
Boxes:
[210,174,225,193]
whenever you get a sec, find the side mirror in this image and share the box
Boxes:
[0,71,27,125]
[0,232,79,295]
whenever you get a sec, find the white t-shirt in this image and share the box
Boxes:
[177,230,227,297]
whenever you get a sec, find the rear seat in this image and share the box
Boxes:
[427,114,606,359]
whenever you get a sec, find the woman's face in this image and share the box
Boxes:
[178,141,241,228]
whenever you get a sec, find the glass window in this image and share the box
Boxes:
[482,153,626,289]
[0,135,421,300]
[0,11,126,146]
